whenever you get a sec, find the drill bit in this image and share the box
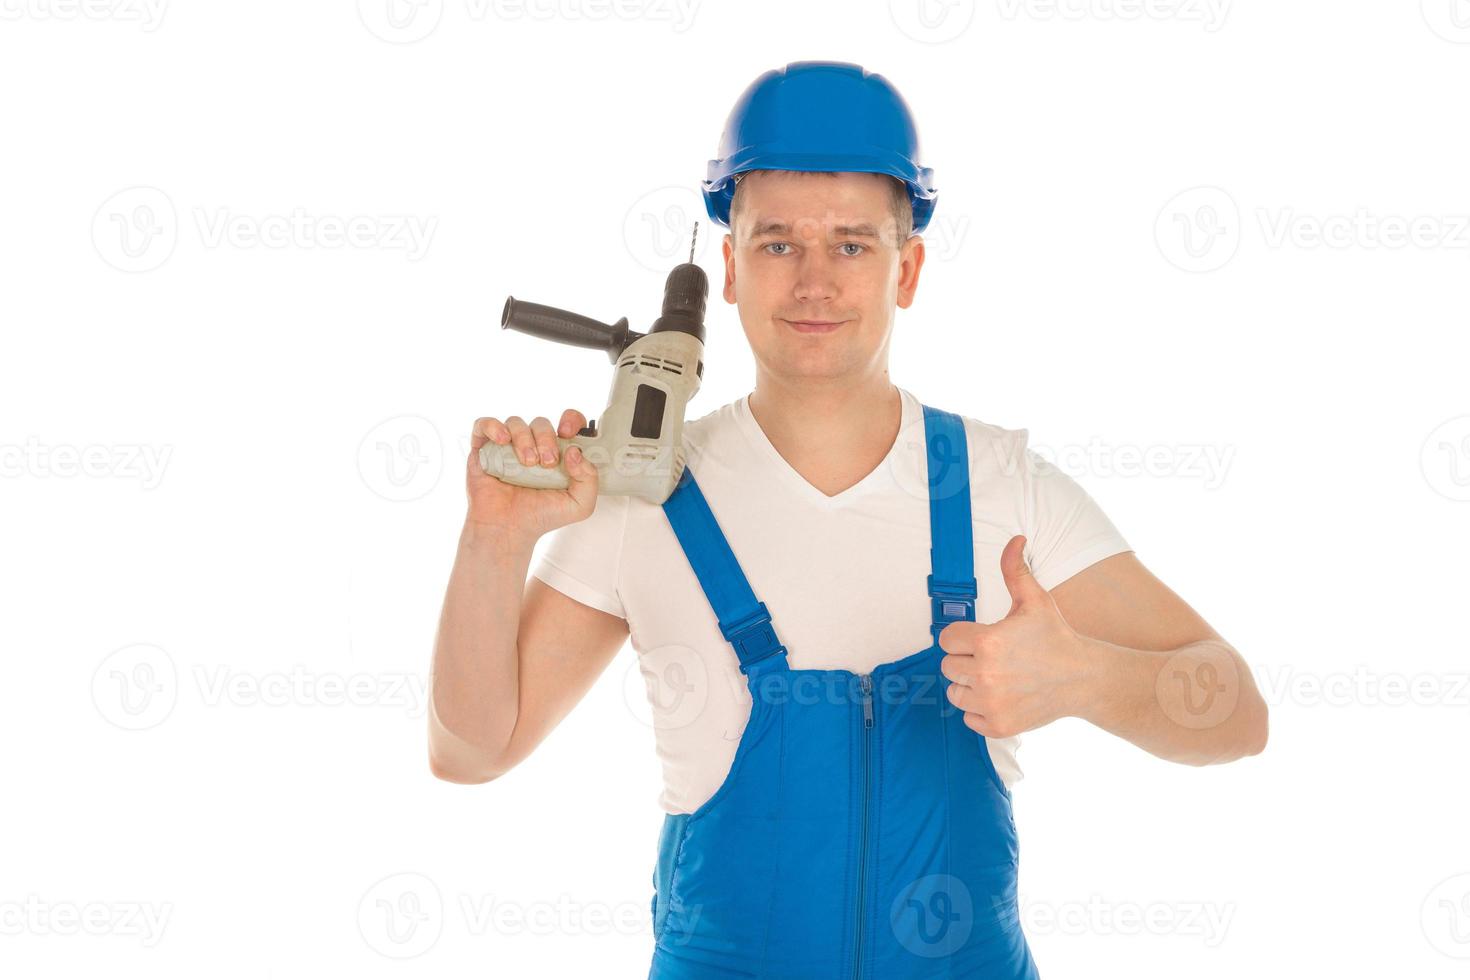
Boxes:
[689,221,698,264]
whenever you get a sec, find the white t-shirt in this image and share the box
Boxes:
[530,385,1133,815]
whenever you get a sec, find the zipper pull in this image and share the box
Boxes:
[860,673,873,728]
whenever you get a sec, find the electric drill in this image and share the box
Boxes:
[477,225,707,505]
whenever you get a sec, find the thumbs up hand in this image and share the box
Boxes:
[938,534,1089,739]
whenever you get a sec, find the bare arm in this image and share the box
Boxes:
[1052,551,1268,765]
[428,407,625,783]
[940,537,1268,766]
[428,523,628,783]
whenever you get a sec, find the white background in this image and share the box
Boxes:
[2,1,1468,977]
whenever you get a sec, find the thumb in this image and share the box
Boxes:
[1000,534,1048,613]
[562,444,599,510]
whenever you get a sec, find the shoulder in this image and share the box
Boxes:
[920,399,1034,485]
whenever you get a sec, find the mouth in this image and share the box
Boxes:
[783,318,846,334]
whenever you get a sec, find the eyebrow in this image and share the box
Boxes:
[748,220,881,240]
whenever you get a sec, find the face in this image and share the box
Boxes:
[722,170,925,388]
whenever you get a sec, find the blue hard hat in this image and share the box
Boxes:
[702,61,937,235]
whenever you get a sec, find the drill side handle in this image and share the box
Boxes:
[500,296,643,363]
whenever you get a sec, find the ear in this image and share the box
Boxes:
[722,233,736,304]
[895,234,924,309]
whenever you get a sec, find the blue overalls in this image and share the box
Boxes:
[648,404,1040,979]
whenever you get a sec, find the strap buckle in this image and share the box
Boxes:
[719,601,787,671]
[927,574,977,625]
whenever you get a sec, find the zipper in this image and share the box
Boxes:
[853,671,874,979]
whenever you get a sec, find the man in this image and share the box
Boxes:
[429,61,1267,978]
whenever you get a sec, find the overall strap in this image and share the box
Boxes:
[662,466,790,676]
[923,405,979,645]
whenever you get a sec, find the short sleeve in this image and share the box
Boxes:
[529,493,629,619]
[1018,437,1133,591]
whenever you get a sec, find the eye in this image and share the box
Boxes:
[838,242,866,256]
[763,242,791,256]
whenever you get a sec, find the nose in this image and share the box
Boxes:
[792,248,838,306]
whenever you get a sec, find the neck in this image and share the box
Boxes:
[746,373,902,495]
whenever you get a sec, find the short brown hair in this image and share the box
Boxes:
[728,170,914,248]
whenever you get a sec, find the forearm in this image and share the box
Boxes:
[428,520,538,779]
[1069,635,1269,765]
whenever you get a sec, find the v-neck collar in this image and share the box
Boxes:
[734,386,914,511]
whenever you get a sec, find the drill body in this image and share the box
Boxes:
[477,244,708,506]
